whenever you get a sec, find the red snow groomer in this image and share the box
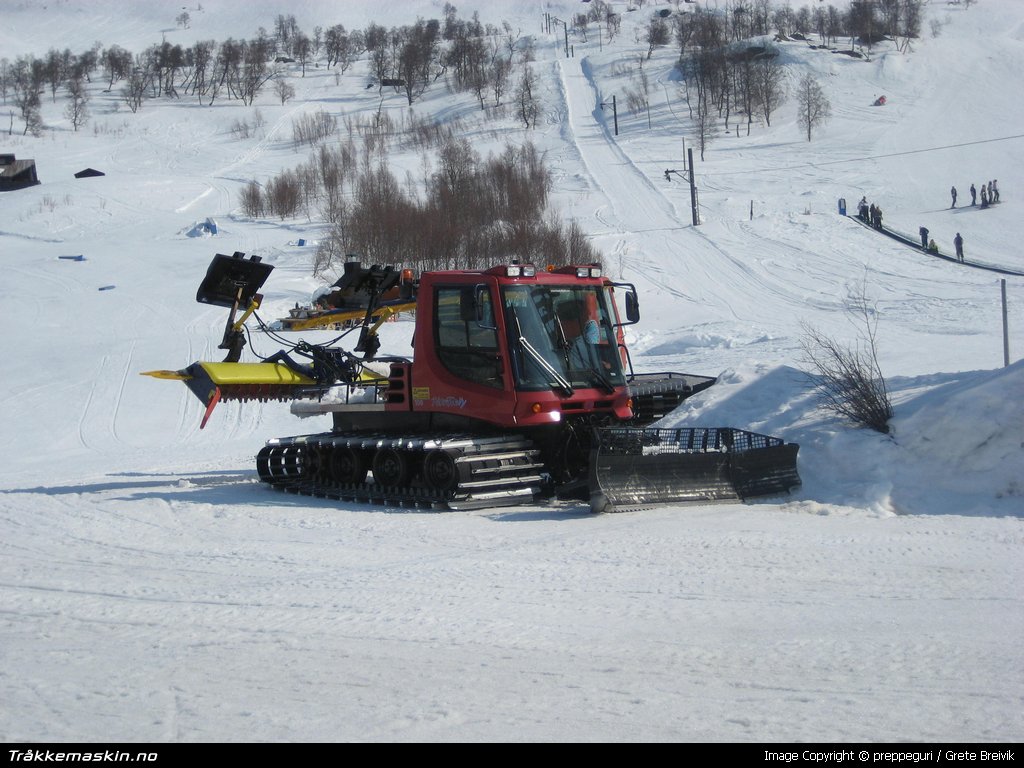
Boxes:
[144,252,801,512]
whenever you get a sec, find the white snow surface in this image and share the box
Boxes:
[1,0,1022,743]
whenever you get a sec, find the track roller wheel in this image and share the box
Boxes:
[330,446,367,484]
[423,449,461,491]
[371,448,410,487]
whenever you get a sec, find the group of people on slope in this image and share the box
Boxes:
[952,180,1000,209]
[859,188,983,265]
[919,226,965,263]
[857,197,883,230]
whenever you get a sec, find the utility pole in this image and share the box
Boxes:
[550,17,569,57]
[687,147,699,226]
[662,148,700,226]
[600,95,618,136]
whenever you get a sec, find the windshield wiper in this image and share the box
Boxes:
[585,363,616,394]
[509,307,574,396]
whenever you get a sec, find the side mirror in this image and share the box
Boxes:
[625,291,640,323]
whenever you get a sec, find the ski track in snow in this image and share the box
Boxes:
[76,356,105,452]
[559,56,685,234]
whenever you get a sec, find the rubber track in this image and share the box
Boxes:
[256,432,545,510]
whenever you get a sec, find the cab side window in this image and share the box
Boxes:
[435,287,502,388]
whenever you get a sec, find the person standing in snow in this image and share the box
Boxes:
[919,226,929,249]
[954,232,964,263]
[970,184,977,206]
[980,185,989,208]
[993,180,1000,202]
[950,186,958,208]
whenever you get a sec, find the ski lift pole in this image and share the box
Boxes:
[688,147,699,226]
[549,16,569,57]
[600,95,618,136]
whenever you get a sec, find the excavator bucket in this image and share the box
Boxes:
[588,427,800,513]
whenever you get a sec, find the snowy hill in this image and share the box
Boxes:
[1,0,1021,743]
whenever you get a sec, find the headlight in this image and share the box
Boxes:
[507,264,535,277]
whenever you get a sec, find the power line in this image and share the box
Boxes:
[711,133,1024,175]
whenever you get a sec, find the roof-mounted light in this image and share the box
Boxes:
[507,264,536,278]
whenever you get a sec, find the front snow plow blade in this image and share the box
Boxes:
[588,427,800,513]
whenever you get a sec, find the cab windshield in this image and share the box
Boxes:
[501,284,624,392]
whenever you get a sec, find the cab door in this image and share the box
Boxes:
[410,279,517,427]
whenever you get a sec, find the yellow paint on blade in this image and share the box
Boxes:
[198,362,316,385]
